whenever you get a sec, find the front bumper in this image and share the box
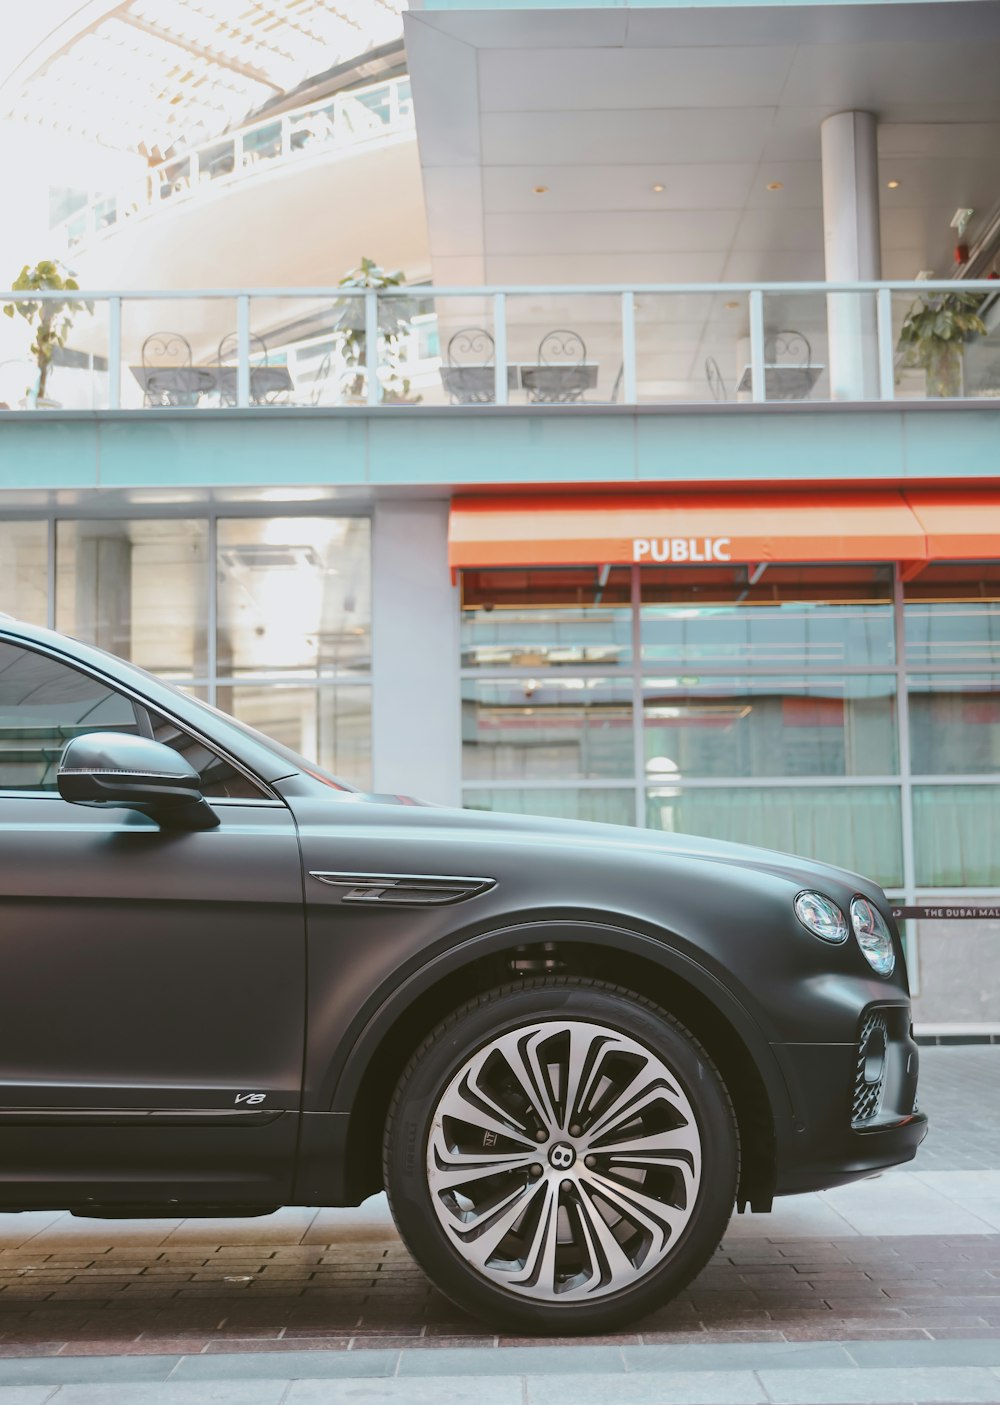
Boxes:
[772,1003,927,1195]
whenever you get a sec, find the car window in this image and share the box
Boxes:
[0,641,268,801]
[144,708,268,800]
[0,641,140,791]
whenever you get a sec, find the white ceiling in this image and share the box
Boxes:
[404,1,1000,286]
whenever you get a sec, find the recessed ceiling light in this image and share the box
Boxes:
[766,181,784,192]
[651,183,665,193]
[887,179,901,189]
[533,185,549,195]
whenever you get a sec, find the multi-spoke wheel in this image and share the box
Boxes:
[384,977,738,1333]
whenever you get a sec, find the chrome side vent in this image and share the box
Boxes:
[309,872,495,907]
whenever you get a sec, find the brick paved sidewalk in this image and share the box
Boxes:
[0,1231,996,1357]
[0,1047,992,1364]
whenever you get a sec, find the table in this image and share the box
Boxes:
[735,363,824,401]
[131,365,293,406]
[440,363,600,405]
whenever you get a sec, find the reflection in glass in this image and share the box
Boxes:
[914,786,1000,886]
[226,684,371,790]
[463,678,634,781]
[644,675,897,778]
[56,519,209,676]
[0,521,47,626]
[646,785,903,888]
[217,517,370,675]
[909,675,1000,774]
[462,568,632,668]
[0,640,138,790]
[905,564,1000,667]
[463,787,635,827]
[640,565,894,668]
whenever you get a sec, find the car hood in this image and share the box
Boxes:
[337,790,884,904]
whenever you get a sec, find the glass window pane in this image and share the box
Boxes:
[644,675,897,779]
[909,674,1000,774]
[645,785,903,888]
[146,708,266,800]
[904,563,1000,667]
[914,785,1000,886]
[641,565,895,668]
[223,684,371,790]
[461,568,632,669]
[217,517,370,675]
[463,678,634,781]
[0,522,47,626]
[463,787,636,827]
[56,519,208,677]
[0,641,138,790]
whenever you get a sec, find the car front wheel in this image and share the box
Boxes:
[383,976,739,1333]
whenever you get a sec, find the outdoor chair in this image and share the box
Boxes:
[523,329,589,403]
[443,327,497,404]
[140,333,207,407]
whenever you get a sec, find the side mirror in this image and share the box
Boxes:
[58,732,220,830]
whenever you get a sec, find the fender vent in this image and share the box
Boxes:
[309,872,495,906]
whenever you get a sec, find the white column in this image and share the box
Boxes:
[821,111,881,401]
[371,498,461,806]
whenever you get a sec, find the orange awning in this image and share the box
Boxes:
[449,491,929,571]
[906,489,1000,560]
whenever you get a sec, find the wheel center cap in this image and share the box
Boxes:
[548,1141,576,1171]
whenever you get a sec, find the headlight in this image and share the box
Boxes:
[794,891,849,943]
[850,896,896,976]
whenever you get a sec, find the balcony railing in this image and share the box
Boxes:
[57,76,415,252]
[1,281,999,412]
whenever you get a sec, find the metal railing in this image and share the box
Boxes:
[1,281,998,412]
[56,75,415,251]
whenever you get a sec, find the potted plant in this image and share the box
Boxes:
[3,261,88,408]
[897,289,987,398]
[332,256,421,403]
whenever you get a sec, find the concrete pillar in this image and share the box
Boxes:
[74,524,132,657]
[371,498,461,806]
[821,111,882,400]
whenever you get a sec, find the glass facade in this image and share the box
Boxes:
[461,561,1000,897]
[1,513,372,790]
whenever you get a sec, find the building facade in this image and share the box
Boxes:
[2,0,1000,1031]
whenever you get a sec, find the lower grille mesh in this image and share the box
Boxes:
[852,1010,889,1127]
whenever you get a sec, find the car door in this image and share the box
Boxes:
[0,638,305,1210]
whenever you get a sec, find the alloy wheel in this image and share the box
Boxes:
[425,1018,703,1302]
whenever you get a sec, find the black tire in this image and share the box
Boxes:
[383,976,739,1334]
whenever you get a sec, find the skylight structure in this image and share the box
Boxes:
[2,1,405,158]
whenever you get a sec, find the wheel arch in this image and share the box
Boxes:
[327,921,790,1211]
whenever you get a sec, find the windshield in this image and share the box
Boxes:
[189,695,358,792]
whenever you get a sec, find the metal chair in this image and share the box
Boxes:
[705,356,728,402]
[443,328,496,405]
[140,333,205,407]
[217,332,277,406]
[524,329,588,404]
[763,329,814,401]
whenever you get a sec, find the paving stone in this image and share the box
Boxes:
[54,1387,287,1404]
[758,1365,1000,1402]
[622,1342,852,1371]
[169,1349,398,1380]
[287,1381,521,1405]
[399,1344,625,1375]
[523,1372,767,1404]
